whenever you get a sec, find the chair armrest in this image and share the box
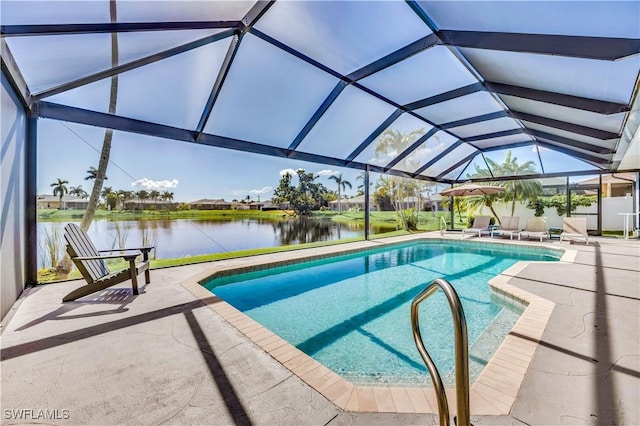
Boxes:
[98,246,154,253]
[97,247,154,261]
[72,253,139,261]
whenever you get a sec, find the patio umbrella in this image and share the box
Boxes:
[439,182,505,197]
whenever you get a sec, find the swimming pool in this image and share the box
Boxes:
[204,240,560,386]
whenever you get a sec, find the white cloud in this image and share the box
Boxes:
[317,169,338,176]
[131,178,179,190]
[279,168,297,176]
[250,186,273,194]
[231,186,273,196]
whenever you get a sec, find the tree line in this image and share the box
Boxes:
[49,167,174,210]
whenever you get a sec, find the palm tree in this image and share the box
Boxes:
[101,186,113,201]
[463,192,502,225]
[101,187,118,210]
[85,166,107,181]
[105,192,120,211]
[488,151,542,216]
[136,190,149,210]
[50,178,69,209]
[355,171,370,196]
[54,0,119,276]
[373,128,428,229]
[118,190,134,210]
[69,185,88,199]
[461,163,503,225]
[55,0,120,276]
[328,173,352,214]
[161,191,174,203]
[374,128,426,171]
[373,175,395,211]
[441,196,467,223]
[462,150,543,224]
[149,190,160,205]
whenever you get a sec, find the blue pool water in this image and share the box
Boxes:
[204,241,560,385]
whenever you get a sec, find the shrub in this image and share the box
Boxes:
[527,198,546,217]
[527,195,596,217]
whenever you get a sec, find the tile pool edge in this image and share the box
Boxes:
[195,234,565,283]
[180,234,571,415]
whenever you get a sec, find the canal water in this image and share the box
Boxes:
[37,217,394,268]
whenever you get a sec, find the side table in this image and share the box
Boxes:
[548,227,562,240]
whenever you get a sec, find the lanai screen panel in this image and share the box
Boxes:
[459,155,492,180]
[46,36,234,130]
[204,33,339,148]
[1,0,638,181]
[482,146,544,177]
[360,45,477,106]
[420,143,478,179]
[539,148,603,174]
[295,85,398,159]
[415,91,506,126]
[352,113,434,168]
[254,1,431,75]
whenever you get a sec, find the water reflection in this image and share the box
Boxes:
[37,217,395,269]
[272,217,348,245]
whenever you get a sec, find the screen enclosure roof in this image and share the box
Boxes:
[2,0,639,183]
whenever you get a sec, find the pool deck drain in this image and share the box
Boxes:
[181,234,571,415]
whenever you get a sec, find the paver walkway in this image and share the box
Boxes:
[1,234,638,425]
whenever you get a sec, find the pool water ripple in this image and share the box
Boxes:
[204,241,559,386]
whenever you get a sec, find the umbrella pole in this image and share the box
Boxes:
[450,201,455,230]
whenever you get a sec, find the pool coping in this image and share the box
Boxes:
[180,233,575,415]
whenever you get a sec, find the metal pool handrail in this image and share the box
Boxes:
[410,278,470,426]
[440,216,447,235]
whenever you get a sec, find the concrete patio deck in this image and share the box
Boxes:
[1,233,639,425]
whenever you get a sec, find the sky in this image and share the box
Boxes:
[24,0,616,202]
[37,118,367,203]
[36,118,598,203]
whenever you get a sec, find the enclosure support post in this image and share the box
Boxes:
[450,184,455,230]
[364,165,370,240]
[597,174,602,235]
[633,172,640,238]
[26,113,38,285]
[565,176,571,217]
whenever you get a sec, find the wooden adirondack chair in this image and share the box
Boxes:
[62,223,153,302]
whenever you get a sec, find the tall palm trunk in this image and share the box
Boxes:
[56,0,118,276]
[486,202,501,225]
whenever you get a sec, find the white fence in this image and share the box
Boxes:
[472,196,635,232]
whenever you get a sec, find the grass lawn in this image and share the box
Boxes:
[37,208,292,222]
[36,207,473,283]
[37,228,415,283]
[313,210,463,230]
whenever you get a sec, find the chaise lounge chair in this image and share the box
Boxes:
[462,215,491,237]
[519,217,549,242]
[560,217,589,245]
[62,223,154,302]
[493,216,520,240]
